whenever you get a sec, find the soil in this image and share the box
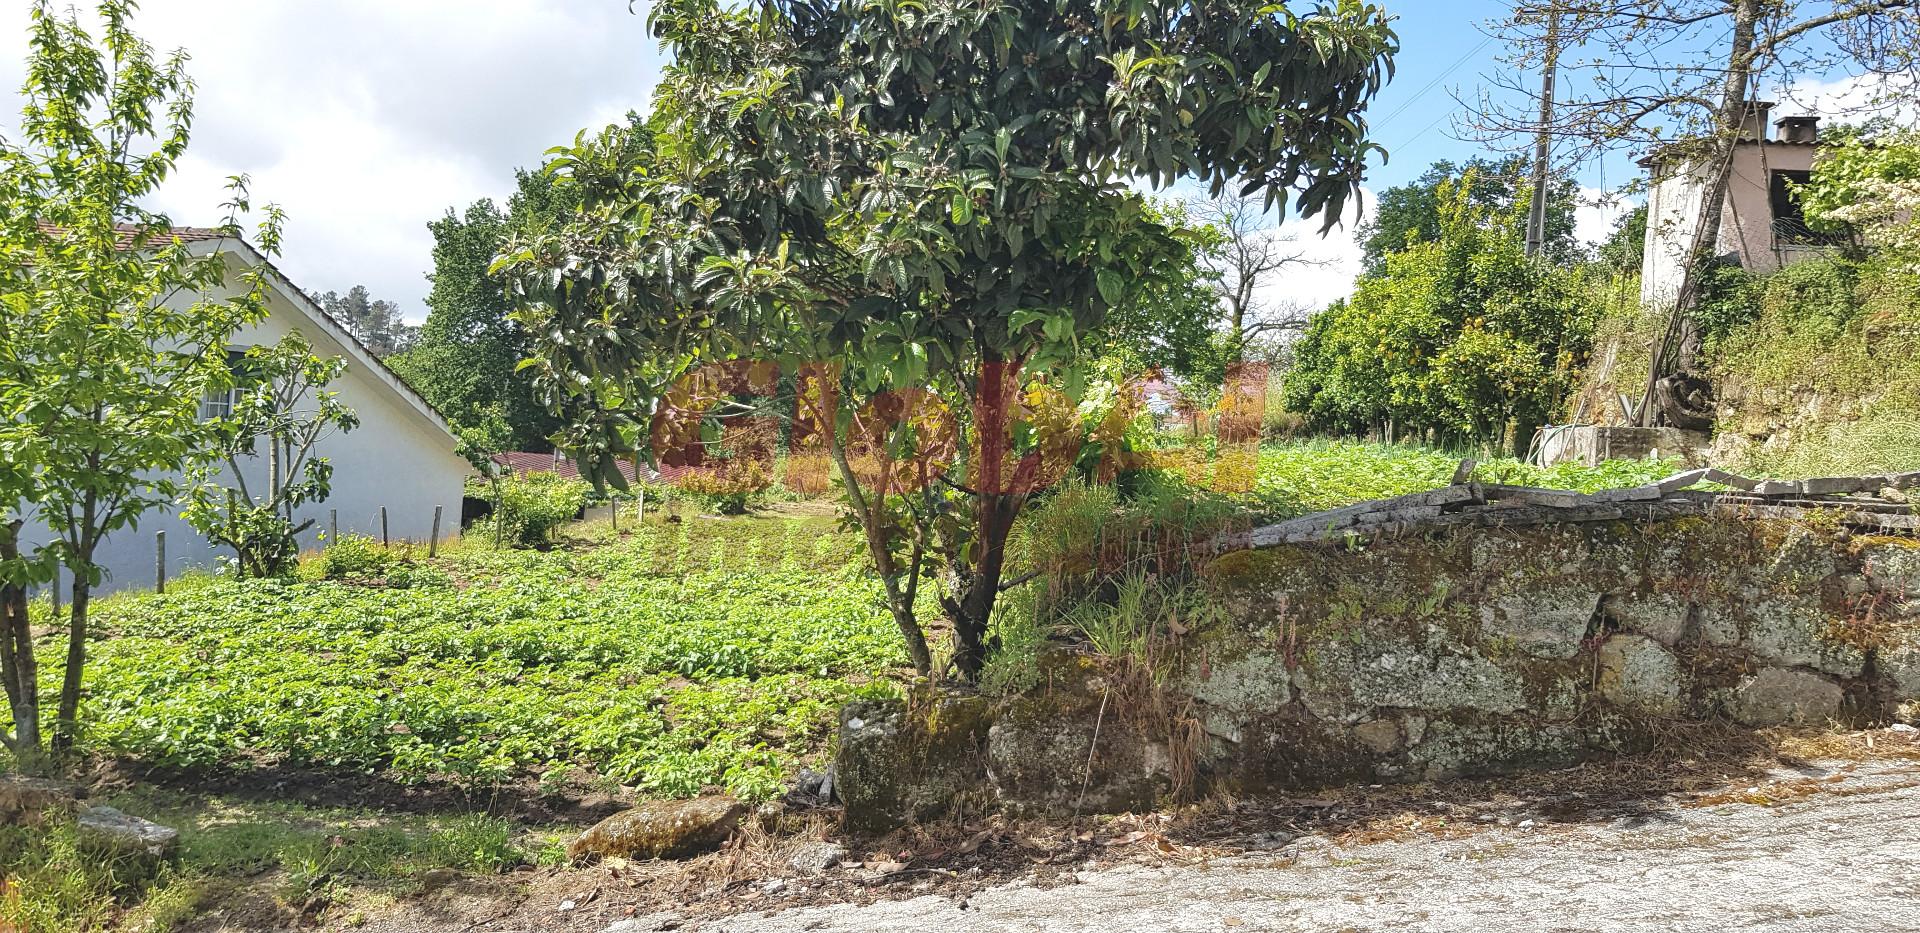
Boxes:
[88,756,631,825]
[181,725,1920,933]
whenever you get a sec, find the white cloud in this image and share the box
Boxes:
[0,1,664,321]
[1250,186,1374,314]
[1575,186,1637,247]
[1772,72,1919,127]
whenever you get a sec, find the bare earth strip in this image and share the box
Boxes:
[696,759,1920,933]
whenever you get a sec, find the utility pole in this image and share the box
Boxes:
[1524,6,1561,258]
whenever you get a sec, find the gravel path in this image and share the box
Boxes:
[691,759,1920,933]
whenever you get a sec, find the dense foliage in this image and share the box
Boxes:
[503,0,1397,679]
[1355,156,1580,275]
[1284,173,1601,451]
[1569,252,1920,476]
[479,471,591,546]
[1800,125,1920,260]
[0,0,278,759]
[28,518,904,801]
[389,166,591,452]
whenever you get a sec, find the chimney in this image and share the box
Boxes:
[1776,115,1820,144]
[1737,101,1777,142]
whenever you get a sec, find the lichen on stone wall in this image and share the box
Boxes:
[834,515,1920,831]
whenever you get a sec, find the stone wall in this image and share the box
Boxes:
[836,517,1920,831]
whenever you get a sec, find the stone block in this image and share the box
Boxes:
[834,695,992,832]
[987,704,1163,817]
[1403,718,1584,782]
[1300,639,1527,722]
[1180,649,1292,744]
[0,775,84,827]
[1883,642,1920,703]
[76,806,179,860]
[1863,543,1920,598]
[1726,669,1843,727]
[1742,596,1865,678]
[1608,592,1690,645]
[1352,719,1403,754]
[1595,635,1685,717]
[1481,585,1600,659]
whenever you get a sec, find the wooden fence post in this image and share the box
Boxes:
[429,505,443,558]
[155,530,167,594]
[610,497,619,533]
[329,508,338,547]
[380,507,389,548]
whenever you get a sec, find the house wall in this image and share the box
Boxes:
[1640,141,1819,308]
[19,250,468,594]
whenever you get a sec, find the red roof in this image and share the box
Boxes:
[32,221,231,251]
[491,451,655,485]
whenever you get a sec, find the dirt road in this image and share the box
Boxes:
[690,758,1920,933]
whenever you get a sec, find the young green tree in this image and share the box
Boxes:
[0,0,277,756]
[1356,156,1578,274]
[502,0,1395,679]
[181,333,359,578]
[390,163,607,452]
[1285,172,1599,451]
[1801,125,1920,259]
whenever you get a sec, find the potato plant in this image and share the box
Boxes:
[22,518,904,801]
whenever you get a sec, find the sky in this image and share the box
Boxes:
[0,1,1894,322]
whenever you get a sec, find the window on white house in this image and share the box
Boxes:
[198,348,249,421]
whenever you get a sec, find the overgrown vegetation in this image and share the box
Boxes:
[15,516,903,802]
[473,470,592,547]
[0,787,545,933]
[1572,252,1920,476]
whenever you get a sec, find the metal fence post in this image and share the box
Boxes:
[380,507,390,548]
[329,508,338,547]
[610,497,619,533]
[429,505,443,558]
[155,530,167,594]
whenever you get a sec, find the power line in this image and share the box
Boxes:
[1373,34,1497,132]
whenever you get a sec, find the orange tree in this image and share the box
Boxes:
[500,0,1395,680]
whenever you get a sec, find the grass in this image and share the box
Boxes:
[0,785,556,933]
[1243,439,1681,518]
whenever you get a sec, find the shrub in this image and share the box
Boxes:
[485,471,591,546]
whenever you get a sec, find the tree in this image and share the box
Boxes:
[501,0,1395,680]
[317,286,417,357]
[1356,156,1579,274]
[1188,192,1327,359]
[1800,124,1920,258]
[1473,1,1920,294]
[1085,200,1232,386]
[1598,203,1650,273]
[0,1,277,756]
[181,333,359,578]
[389,164,599,452]
[1285,172,1599,450]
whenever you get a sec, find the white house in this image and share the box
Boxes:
[1640,103,1830,307]
[20,228,468,594]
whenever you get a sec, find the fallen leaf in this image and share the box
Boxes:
[957,828,998,855]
